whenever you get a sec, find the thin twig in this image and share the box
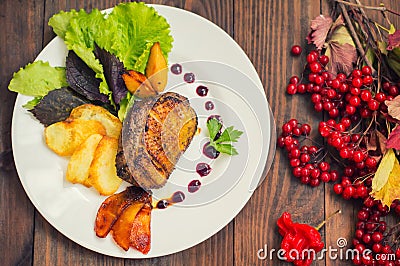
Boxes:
[338,2,374,70]
[335,0,400,16]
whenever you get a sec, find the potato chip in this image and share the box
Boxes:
[69,104,122,139]
[44,119,106,156]
[88,136,122,195]
[66,133,103,186]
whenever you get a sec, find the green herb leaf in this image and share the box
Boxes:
[206,118,243,156]
[215,126,243,144]
[207,118,222,141]
[215,143,238,156]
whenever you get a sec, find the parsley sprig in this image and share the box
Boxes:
[206,118,243,155]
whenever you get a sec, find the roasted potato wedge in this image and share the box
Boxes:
[145,42,168,92]
[69,104,122,139]
[44,119,106,156]
[88,136,122,195]
[122,70,156,98]
[130,201,151,254]
[111,201,145,251]
[66,133,103,187]
[95,186,149,238]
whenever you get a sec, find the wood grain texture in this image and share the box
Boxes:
[0,0,44,265]
[233,0,325,265]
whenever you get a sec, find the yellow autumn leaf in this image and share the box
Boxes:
[371,160,400,207]
[372,149,396,192]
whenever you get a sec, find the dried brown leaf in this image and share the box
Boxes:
[325,41,357,76]
[366,132,378,152]
[306,15,333,50]
[377,131,387,156]
[386,95,400,120]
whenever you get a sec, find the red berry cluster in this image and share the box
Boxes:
[286,50,400,122]
[351,197,400,265]
[280,46,400,265]
[278,119,338,187]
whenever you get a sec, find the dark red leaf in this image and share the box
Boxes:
[387,30,400,51]
[387,126,400,150]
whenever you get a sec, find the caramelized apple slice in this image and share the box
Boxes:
[111,201,145,251]
[130,201,152,254]
[94,186,148,238]
[145,42,168,92]
[121,70,156,98]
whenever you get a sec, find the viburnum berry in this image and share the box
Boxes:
[360,90,372,102]
[291,45,302,56]
[361,65,372,75]
[333,183,343,194]
[319,55,329,66]
[286,84,297,94]
[352,69,362,78]
[309,61,322,73]
[289,75,300,84]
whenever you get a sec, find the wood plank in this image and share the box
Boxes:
[35,1,234,265]
[0,0,45,264]
[233,0,325,265]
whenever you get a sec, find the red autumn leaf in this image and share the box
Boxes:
[387,126,400,150]
[306,15,333,50]
[386,95,400,121]
[326,41,357,76]
[387,30,400,51]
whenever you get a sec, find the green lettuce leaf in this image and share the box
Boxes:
[48,9,80,39]
[8,61,68,97]
[96,2,173,72]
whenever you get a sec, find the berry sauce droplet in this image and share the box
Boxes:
[170,63,182,75]
[196,162,212,177]
[205,101,214,110]
[188,180,201,193]
[171,191,185,203]
[196,85,208,96]
[184,72,195,83]
[207,115,222,123]
[203,142,220,159]
[155,191,186,209]
[156,200,169,209]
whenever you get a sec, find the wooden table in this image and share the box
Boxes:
[1,0,399,265]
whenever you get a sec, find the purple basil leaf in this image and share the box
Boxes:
[66,50,110,103]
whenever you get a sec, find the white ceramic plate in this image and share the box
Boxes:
[11,5,274,258]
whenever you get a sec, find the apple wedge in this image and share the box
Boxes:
[121,70,156,98]
[145,42,168,93]
[111,201,146,251]
[95,186,148,238]
[130,201,152,254]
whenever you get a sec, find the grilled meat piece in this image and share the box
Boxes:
[116,92,198,189]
